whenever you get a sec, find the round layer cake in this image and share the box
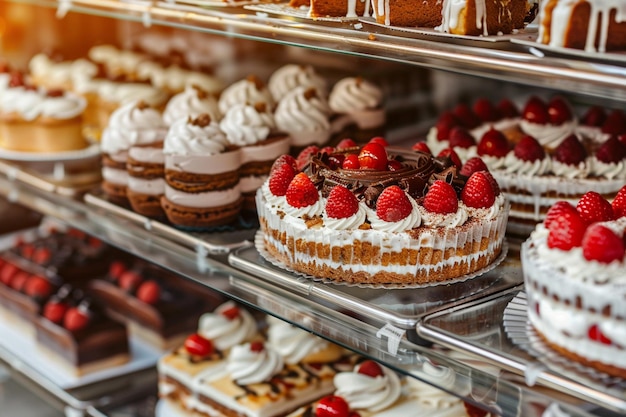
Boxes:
[257,141,508,286]
[522,188,626,378]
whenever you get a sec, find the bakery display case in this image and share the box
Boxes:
[0,1,625,416]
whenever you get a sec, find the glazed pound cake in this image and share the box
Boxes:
[257,141,508,286]
[522,188,626,378]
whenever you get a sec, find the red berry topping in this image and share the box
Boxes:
[448,127,476,149]
[368,136,388,147]
[438,148,462,170]
[544,201,578,229]
[326,185,359,219]
[387,160,403,171]
[33,247,51,264]
[477,128,509,157]
[522,96,549,125]
[582,106,606,127]
[320,146,335,155]
[316,395,350,417]
[286,173,319,208]
[64,307,90,332]
[358,143,388,171]
[411,141,431,154]
[221,305,241,320]
[119,270,143,292]
[376,186,413,222]
[270,154,297,175]
[25,276,53,299]
[514,135,545,162]
[336,138,357,149]
[20,244,35,259]
[10,271,30,292]
[453,103,480,129]
[43,300,69,325]
[601,110,626,135]
[595,136,626,164]
[547,210,586,251]
[435,112,460,141]
[588,324,613,345]
[547,96,573,125]
[473,98,500,122]
[296,145,320,171]
[576,191,614,224]
[328,153,345,170]
[342,154,360,169]
[461,172,496,209]
[553,134,587,165]
[136,280,161,304]
[582,224,624,264]
[0,263,19,286]
[424,180,458,214]
[357,360,384,378]
[612,185,626,218]
[250,341,265,352]
[269,163,296,197]
[108,261,126,281]
[184,333,214,357]
[497,98,519,119]
[460,157,489,177]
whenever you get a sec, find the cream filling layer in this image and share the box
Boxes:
[164,184,241,208]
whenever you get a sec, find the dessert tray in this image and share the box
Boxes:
[510,38,626,65]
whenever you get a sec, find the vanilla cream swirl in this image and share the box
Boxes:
[550,160,591,179]
[164,117,229,156]
[419,204,469,228]
[163,85,221,126]
[261,182,287,210]
[101,101,167,154]
[1,88,86,121]
[334,364,402,412]
[283,195,325,219]
[589,157,626,179]
[407,362,459,408]
[466,194,506,221]
[220,104,275,147]
[324,201,367,230]
[266,316,329,364]
[98,82,168,107]
[218,78,274,115]
[329,77,383,113]
[227,343,284,385]
[29,54,98,86]
[520,120,577,149]
[38,94,87,120]
[198,301,257,351]
[275,87,332,135]
[366,194,421,232]
[269,64,328,101]
[88,45,147,77]
[481,154,507,170]
[504,152,552,176]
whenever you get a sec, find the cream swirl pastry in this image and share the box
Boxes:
[504,152,552,176]
[198,301,258,351]
[102,101,166,155]
[1,88,86,121]
[275,87,332,147]
[329,76,385,130]
[218,75,274,115]
[220,103,276,147]
[29,54,98,89]
[269,64,328,102]
[164,114,229,157]
[334,362,402,412]
[163,85,221,126]
[226,343,284,386]
[266,316,332,364]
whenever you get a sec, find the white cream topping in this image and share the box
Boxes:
[437,0,489,35]
[198,301,258,351]
[128,145,164,164]
[466,194,506,221]
[29,54,98,86]
[542,404,572,417]
[418,203,469,229]
[504,152,552,176]
[163,85,221,126]
[101,101,167,154]
[137,62,223,94]
[127,177,165,195]
[218,78,274,115]
[164,184,241,208]
[220,104,275,147]
[98,82,168,107]
[226,343,284,386]
[334,364,402,412]
[366,194,422,232]
[323,200,368,230]
[589,157,626,179]
[275,87,332,144]
[550,160,591,179]
[102,166,129,185]
[268,64,328,102]
[88,45,148,76]
[481,154,507,170]
[283,195,325,220]
[266,316,330,364]
[163,117,229,156]
[329,77,383,113]
[519,120,577,149]
[240,136,291,165]
[0,88,86,121]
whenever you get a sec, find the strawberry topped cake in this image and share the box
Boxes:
[522,188,626,378]
[257,139,508,286]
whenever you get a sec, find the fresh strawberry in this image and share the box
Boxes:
[342,154,360,169]
[376,186,413,222]
[497,98,519,118]
[328,153,345,170]
[64,306,90,332]
[477,128,509,157]
[514,135,545,162]
[387,160,403,171]
[595,136,626,164]
[438,148,462,170]
[368,136,389,147]
[547,210,586,250]
[220,304,241,320]
[461,172,496,209]
[453,103,480,129]
[326,185,359,219]
[269,163,296,197]
[108,261,127,281]
[10,271,30,292]
[601,109,626,135]
[435,112,460,141]
[357,360,384,378]
[0,262,19,286]
[296,145,320,171]
[612,185,626,218]
[336,138,357,149]
[89,237,103,249]
[136,280,160,304]
[184,333,214,357]
[24,276,53,299]
[460,157,489,177]
[411,141,431,154]
[286,173,319,208]
[553,134,586,165]
[588,324,613,345]
[319,146,335,155]
[316,396,350,417]
[582,224,624,263]
[250,341,265,352]
[43,300,69,325]
[547,96,573,125]
[119,270,143,292]
[463,402,489,417]
[33,247,51,265]
[473,98,500,122]
[522,96,549,124]
[576,191,614,224]
[544,201,578,229]
[483,171,501,196]
[358,143,388,170]
[582,106,606,127]
[424,180,458,214]
[20,244,35,259]
[270,154,297,174]
[448,127,476,149]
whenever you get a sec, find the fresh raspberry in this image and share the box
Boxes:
[108,261,127,281]
[269,163,296,197]
[0,262,19,286]
[357,360,384,378]
[461,172,496,209]
[612,185,626,218]
[342,154,360,169]
[64,307,90,332]
[453,103,480,129]
[376,186,413,222]
[250,341,265,352]
[286,173,319,208]
[477,128,509,157]
[497,98,519,118]
[582,224,624,263]
[10,271,30,292]
[448,126,476,149]
[435,112,460,141]
[438,148,462,170]
[387,160,403,171]
[358,143,388,170]
[577,191,614,224]
[460,157,489,177]
[184,333,214,357]
[316,396,350,417]
[43,300,69,325]
[270,154,297,175]
[547,210,586,250]
[463,402,489,417]
[119,270,143,292]
[33,247,52,265]
[136,280,161,304]
[513,135,545,162]
[522,96,549,124]
[544,201,578,229]
[553,134,587,165]
[326,185,359,219]
[368,136,388,147]
[220,305,241,320]
[423,180,458,214]
[547,96,573,125]
[595,136,626,164]
[24,276,54,299]
[336,138,357,149]
[582,105,606,127]
[473,98,500,122]
[296,145,320,171]
[601,109,626,135]
[20,244,35,259]
[411,141,431,154]
[588,324,613,345]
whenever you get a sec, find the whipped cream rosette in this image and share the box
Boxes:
[218,75,274,115]
[163,85,221,127]
[198,301,260,351]
[275,87,332,150]
[268,64,327,102]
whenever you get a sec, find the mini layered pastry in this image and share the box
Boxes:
[218,75,275,116]
[522,188,626,378]
[258,140,508,285]
[268,64,327,103]
[163,85,221,127]
[162,114,243,229]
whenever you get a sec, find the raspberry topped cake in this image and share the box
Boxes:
[257,139,508,285]
[522,188,626,378]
